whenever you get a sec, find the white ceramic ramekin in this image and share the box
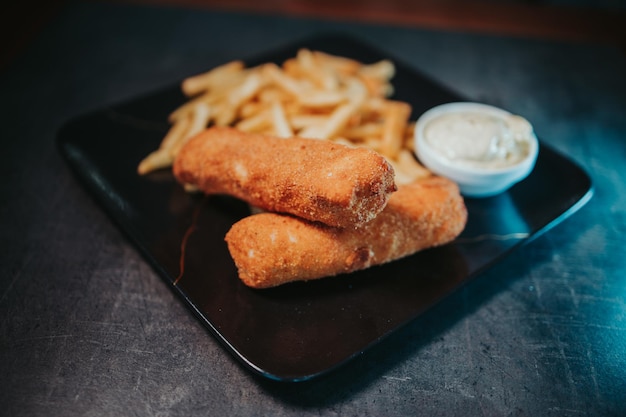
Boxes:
[414,102,539,197]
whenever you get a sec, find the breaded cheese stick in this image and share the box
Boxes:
[173,127,396,228]
[225,176,467,288]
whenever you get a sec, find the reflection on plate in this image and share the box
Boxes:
[57,34,592,382]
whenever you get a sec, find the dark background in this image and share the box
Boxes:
[2,0,625,71]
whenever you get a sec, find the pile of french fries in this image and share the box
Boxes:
[138,49,430,184]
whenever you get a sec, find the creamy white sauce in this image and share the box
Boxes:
[424,111,533,169]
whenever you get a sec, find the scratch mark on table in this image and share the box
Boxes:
[548,407,587,414]
[382,375,412,382]
[13,334,73,344]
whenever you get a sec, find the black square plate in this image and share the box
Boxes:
[57,34,592,382]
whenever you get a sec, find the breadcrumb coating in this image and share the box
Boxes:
[225,176,467,288]
[173,127,397,228]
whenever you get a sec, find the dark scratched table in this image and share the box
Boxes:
[1,2,625,416]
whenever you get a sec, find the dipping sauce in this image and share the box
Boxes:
[415,102,539,197]
[423,111,534,169]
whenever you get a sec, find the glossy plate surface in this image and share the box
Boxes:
[57,34,592,382]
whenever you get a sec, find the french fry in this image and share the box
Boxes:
[257,86,288,103]
[181,60,245,96]
[289,114,330,130]
[139,49,430,184]
[172,102,211,155]
[138,149,174,175]
[312,51,361,75]
[212,71,264,126]
[263,63,306,97]
[342,122,384,140]
[138,116,191,174]
[228,71,264,108]
[281,58,302,78]
[296,48,339,90]
[271,101,293,138]
[299,102,356,140]
[403,122,416,152]
[239,101,265,119]
[168,92,212,123]
[380,101,411,159]
[358,59,395,81]
[297,90,346,108]
[160,116,191,153]
[400,149,431,180]
[235,109,272,133]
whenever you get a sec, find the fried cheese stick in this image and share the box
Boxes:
[173,127,397,228]
[225,176,467,288]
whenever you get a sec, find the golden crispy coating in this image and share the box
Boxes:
[173,127,397,228]
[225,176,467,288]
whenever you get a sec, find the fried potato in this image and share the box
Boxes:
[139,49,426,185]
